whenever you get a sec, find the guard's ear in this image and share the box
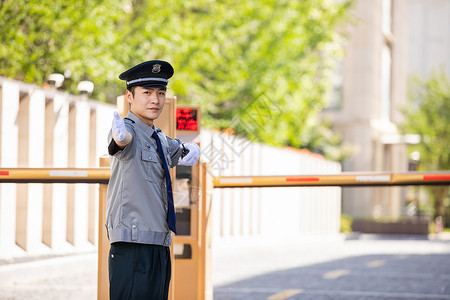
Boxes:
[125,89,133,105]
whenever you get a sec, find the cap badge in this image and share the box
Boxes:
[152,64,161,73]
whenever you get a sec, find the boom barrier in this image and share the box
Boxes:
[213,172,450,188]
[0,168,110,184]
[0,168,449,187]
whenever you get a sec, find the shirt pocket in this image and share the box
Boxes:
[141,149,160,183]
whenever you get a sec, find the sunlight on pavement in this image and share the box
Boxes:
[322,269,350,279]
[365,260,386,268]
[267,289,304,299]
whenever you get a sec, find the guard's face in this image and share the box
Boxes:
[127,86,166,126]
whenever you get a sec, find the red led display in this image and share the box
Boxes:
[176,108,198,131]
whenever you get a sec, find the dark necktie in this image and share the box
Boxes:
[152,131,177,234]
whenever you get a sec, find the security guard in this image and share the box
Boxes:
[106,60,200,300]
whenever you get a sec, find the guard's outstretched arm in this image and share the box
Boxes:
[111,111,132,149]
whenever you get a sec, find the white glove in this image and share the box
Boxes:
[112,111,126,141]
[178,143,200,166]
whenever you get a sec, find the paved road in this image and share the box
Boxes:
[1,234,449,299]
[213,234,450,300]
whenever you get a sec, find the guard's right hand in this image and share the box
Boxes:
[178,143,200,166]
[112,111,126,141]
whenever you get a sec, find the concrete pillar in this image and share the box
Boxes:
[51,95,69,250]
[67,103,76,245]
[42,93,70,250]
[16,89,46,253]
[29,90,46,252]
[67,99,90,247]
[16,91,30,250]
[0,80,20,258]
[88,108,97,245]
[42,96,55,248]
[74,100,91,248]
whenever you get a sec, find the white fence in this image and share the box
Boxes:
[0,77,114,259]
[0,77,341,260]
[201,130,342,242]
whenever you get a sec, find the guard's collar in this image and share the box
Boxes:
[126,111,161,134]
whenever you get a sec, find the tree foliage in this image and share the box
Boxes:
[0,0,126,99]
[401,68,450,224]
[0,0,353,160]
[402,69,450,171]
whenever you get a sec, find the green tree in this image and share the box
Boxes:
[401,68,450,226]
[122,0,354,160]
[1,0,353,160]
[0,0,126,100]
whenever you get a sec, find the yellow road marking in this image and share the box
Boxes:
[366,260,385,268]
[267,289,304,299]
[322,269,350,279]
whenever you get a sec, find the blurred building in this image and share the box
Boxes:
[408,0,450,77]
[325,0,449,219]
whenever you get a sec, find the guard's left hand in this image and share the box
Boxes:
[178,143,200,166]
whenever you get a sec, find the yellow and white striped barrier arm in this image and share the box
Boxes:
[0,168,110,183]
[213,172,450,188]
[0,169,449,187]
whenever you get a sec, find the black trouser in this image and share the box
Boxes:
[109,242,171,300]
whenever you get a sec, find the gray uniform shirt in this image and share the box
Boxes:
[106,111,183,247]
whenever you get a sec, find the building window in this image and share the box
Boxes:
[382,0,393,35]
[325,60,343,110]
[381,45,392,121]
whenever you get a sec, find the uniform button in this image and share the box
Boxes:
[132,225,136,229]
[111,254,114,258]
[149,157,152,160]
